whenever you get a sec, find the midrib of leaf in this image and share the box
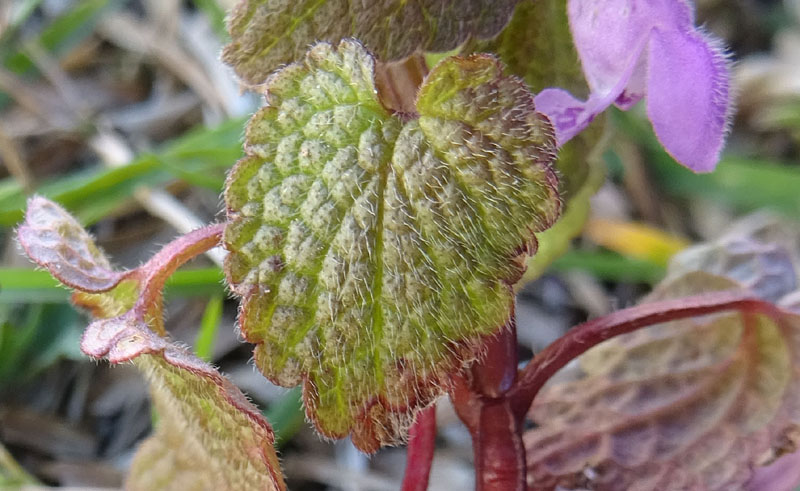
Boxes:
[383,164,441,349]
[560,314,768,453]
[545,361,747,459]
[254,0,328,60]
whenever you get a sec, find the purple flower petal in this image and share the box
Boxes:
[746,450,800,491]
[567,0,651,96]
[535,0,733,172]
[646,24,732,172]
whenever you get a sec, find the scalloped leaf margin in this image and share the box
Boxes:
[222,0,521,85]
[17,197,286,490]
[223,39,560,452]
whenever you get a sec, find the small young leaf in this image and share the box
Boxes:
[222,0,521,85]
[16,196,126,292]
[17,198,285,490]
[524,223,800,490]
[224,39,560,451]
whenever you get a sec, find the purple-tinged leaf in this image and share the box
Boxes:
[17,196,126,292]
[222,0,521,86]
[535,0,734,172]
[88,312,286,491]
[16,198,285,490]
[523,220,800,490]
[746,449,800,491]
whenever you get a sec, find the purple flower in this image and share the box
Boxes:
[535,0,734,172]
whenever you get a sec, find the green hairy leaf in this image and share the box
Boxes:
[17,198,286,490]
[123,348,285,490]
[222,0,521,85]
[524,218,800,490]
[224,39,560,451]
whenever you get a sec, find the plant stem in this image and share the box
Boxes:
[401,405,437,491]
[471,318,518,398]
[473,400,525,491]
[507,289,782,419]
[132,222,225,334]
[375,53,428,115]
[449,290,785,491]
[452,316,527,491]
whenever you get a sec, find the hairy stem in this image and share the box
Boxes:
[507,289,782,419]
[402,405,437,491]
[133,223,225,333]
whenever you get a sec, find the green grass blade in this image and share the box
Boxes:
[0,267,224,304]
[2,0,123,74]
[550,249,666,284]
[264,388,305,447]
[194,295,223,361]
[0,118,244,227]
[189,0,228,40]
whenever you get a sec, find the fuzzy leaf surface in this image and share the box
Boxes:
[114,335,285,491]
[477,0,606,284]
[224,39,559,451]
[222,0,520,85]
[17,196,125,292]
[17,198,285,490]
[524,222,800,490]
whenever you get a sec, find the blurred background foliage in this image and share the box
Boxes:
[0,0,799,489]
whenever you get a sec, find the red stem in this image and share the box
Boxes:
[402,405,437,491]
[133,223,225,333]
[138,222,225,293]
[448,289,786,491]
[507,289,782,419]
[472,317,518,398]
[452,315,527,491]
[474,400,525,491]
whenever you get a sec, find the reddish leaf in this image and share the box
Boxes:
[524,223,800,490]
[223,0,521,85]
[17,196,126,292]
[104,322,285,491]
